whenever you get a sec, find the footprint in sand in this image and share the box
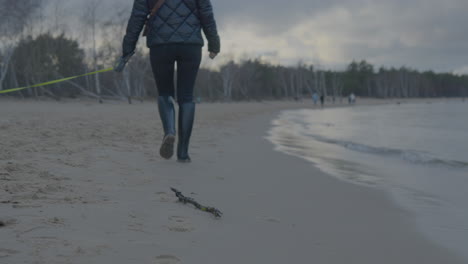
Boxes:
[0,218,18,228]
[0,248,19,258]
[156,192,173,203]
[0,170,12,181]
[167,216,194,233]
[39,171,70,181]
[259,216,281,223]
[155,255,181,264]
[2,162,21,173]
[46,217,65,226]
[12,204,42,209]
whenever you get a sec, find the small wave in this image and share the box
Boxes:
[308,134,468,169]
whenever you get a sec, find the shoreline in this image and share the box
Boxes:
[0,99,464,263]
[266,100,468,262]
[212,106,464,263]
[0,95,465,104]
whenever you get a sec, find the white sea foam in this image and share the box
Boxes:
[306,134,468,169]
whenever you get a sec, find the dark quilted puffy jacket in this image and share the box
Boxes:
[123,0,220,55]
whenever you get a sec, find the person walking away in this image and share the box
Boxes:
[312,92,318,105]
[320,95,325,108]
[350,93,356,104]
[119,0,221,163]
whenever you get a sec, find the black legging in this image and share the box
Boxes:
[150,44,202,103]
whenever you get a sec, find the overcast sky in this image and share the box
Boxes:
[57,0,468,73]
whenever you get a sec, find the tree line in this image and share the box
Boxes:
[1,0,467,102]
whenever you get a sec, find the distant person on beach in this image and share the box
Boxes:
[349,93,356,104]
[119,0,220,163]
[312,92,319,105]
[320,95,325,107]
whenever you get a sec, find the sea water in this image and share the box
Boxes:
[268,101,468,260]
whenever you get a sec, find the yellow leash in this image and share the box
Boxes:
[0,67,114,94]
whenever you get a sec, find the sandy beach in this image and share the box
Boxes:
[0,97,464,263]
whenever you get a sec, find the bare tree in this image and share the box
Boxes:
[50,0,67,34]
[82,0,103,103]
[278,67,289,98]
[0,0,42,91]
[220,62,238,101]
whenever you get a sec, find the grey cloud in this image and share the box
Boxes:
[213,0,340,32]
[53,0,468,72]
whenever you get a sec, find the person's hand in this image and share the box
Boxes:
[209,52,218,59]
[114,51,135,73]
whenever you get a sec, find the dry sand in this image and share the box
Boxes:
[0,97,464,263]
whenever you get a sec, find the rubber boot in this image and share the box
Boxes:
[158,96,176,159]
[177,102,195,163]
